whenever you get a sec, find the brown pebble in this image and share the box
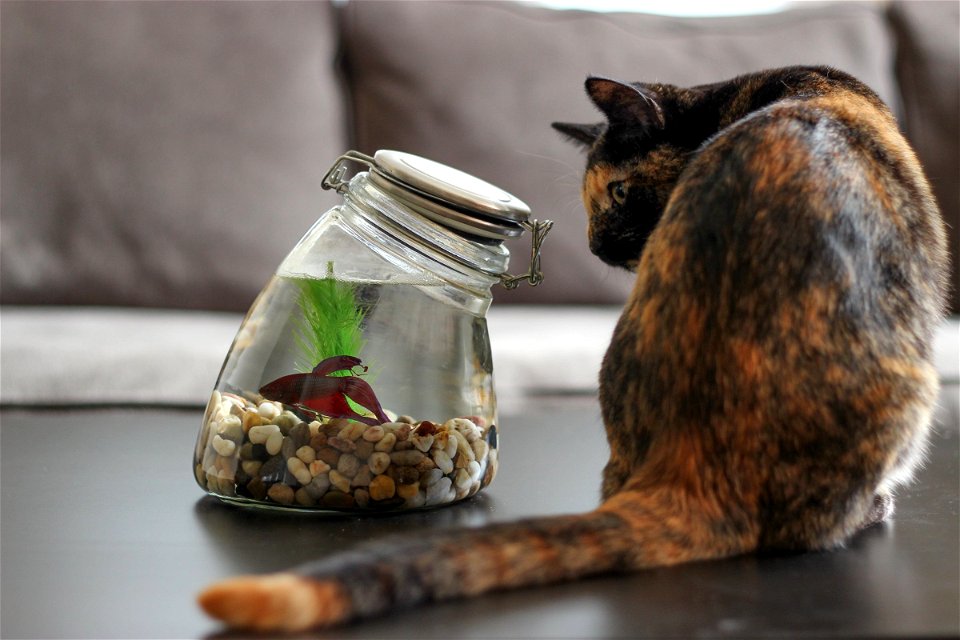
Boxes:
[368,475,396,501]
[294,487,315,507]
[397,482,419,500]
[354,489,370,508]
[316,446,341,466]
[351,465,373,488]
[416,420,438,436]
[337,454,360,478]
[390,450,425,466]
[289,423,311,448]
[267,483,295,505]
[309,433,327,450]
[246,477,267,500]
[355,440,375,460]
[328,436,357,453]
[396,466,420,485]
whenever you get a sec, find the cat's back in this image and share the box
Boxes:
[641,85,947,357]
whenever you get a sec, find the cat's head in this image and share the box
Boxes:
[554,77,698,271]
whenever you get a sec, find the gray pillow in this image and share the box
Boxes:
[889,0,960,315]
[1,0,345,310]
[340,1,900,304]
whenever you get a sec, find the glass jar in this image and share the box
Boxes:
[193,150,552,511]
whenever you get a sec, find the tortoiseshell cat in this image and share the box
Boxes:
[198,66,948,631]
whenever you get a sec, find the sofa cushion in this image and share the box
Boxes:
[1,0,344,311]
[889,1,960,315]
[339,0,901,305]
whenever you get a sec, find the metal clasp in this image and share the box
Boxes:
[321,151,376,194]
[499,218,554,289]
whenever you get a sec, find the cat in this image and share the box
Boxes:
[197,65,949,631]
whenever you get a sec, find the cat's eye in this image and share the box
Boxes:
[608,181,627,205]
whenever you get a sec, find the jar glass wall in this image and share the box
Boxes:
[193,174,501,511]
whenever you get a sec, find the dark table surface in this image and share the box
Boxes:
[2,389,958,639]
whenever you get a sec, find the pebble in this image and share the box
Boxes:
[296,446,316,464]
[375,433,397,452]
[287,458,312,486]
[397,483,419,500]
[431,449,454,474]
[241,460,262,477]
[267,483,294,505]
[362,425,385,442]
[212,435,236,457]
[337,454,360,478]
[412,434,435,453]
[369,452,391,475]
[351,465,372,488]
[197,390,498,512]
[390,450,425,466]
[265,431,284,456]
[425,477,452,506]
[354,489,370,508]
[248,424,280,445]
[328,436,357,453]
[369,475,396,501]
[295,488,315,507]
[258,401,281,421]
[304,474,330,499]
[338,422,366,441]
[309,460,331,477]
[329,470,351,493]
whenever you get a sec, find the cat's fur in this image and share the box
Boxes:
[198,66,948,631]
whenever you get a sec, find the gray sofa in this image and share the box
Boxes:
[2,0,957,415]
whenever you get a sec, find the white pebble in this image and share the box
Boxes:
[431,449,454,474]
[471,440,489,461]
[338,422,366,441]
[248,424,280,445]
[265,431,283,456]
[422,468,444,487]
[309,460,331,477]
[375,433,397,452]
[443,433,458,459]
[329,470,351,493]
[211,435,236,457]
[362,425,385,442]
[369,452,391,475]
[454,468,472,498]
[296,446,316,464]
[412,434,434,453]
[425,477,453,506]
[287,458,313,485]
[451,429,475,462]
[258,401,281,420]
[218,415,242,433]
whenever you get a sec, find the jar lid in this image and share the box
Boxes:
[372,150,531,224]
[322,150,553,288]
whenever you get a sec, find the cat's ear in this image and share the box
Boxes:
[585,77,665,130]
[551,121,603,147]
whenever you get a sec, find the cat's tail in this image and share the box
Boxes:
[197,489,755,632]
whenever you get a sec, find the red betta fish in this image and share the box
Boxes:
[259,355,389,426]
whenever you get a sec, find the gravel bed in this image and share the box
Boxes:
[194,390,498,510]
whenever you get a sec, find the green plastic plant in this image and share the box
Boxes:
[290,262,366,375]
